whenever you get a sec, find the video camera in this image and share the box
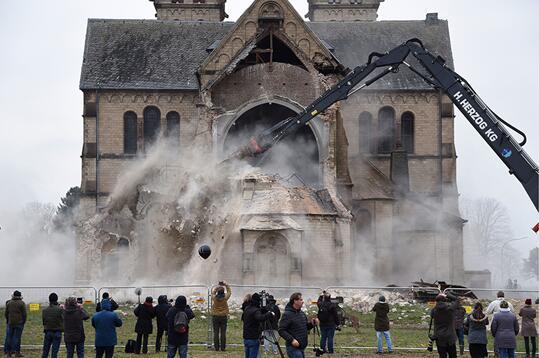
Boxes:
[259,290,275,309]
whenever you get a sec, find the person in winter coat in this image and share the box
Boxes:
[166,295,195,358]
[134,296,156,354]
[95,292,119,313]
[155,295,172,353]
[519,298,537,358]
[464,302,489,358]
[487,291,515,357]
[91,299,123,358]
[211,281,231,352]
[63,297,89,358]
[453,297,466,356]
[372,295,393,354]
[317,292,339,354]
[491,300,519,358]
[278,292,319,358]
[430,293,459,358]
[5,290,27,357]
[41,293,64,358]
[242,292,274,358]
[262,295,281,355]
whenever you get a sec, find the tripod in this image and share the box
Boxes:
[260,316,284,358]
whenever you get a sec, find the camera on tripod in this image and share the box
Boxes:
[427,334,436,351]
[259,290,275,309]
[313,347,325,356]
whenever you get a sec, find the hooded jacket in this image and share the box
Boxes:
[464,310,489,344]
[63,302,89,343]
[134,301,156,334]
[317,297,339,329]
[491,309,519,349]
[155,295,172,331]
[372,301,390,332]
[241,296,272,340]
[5,296,26,326]
[278,302,313,350]
[91,300,123,347]
[166,296,195,346]
[211,284,231,317]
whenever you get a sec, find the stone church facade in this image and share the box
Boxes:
[78,0,465,285]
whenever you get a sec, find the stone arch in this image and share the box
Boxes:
[231,37,244,55]
[285,22,297,42]
[298,39,311,58]
[245,21,257,39]
[254,232,290,286]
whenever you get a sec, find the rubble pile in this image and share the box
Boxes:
[333,289,411,313]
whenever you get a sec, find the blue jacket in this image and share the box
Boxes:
[166,296,195,346]
[91,301,122,347]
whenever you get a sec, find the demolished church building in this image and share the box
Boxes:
[78,0,466,286]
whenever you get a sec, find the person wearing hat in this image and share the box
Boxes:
[519,298,537,358]
[491,300,519,358]
[211,281,232,352]
[242,292,274,358]
[486,290,514,356]
[5,290,27,357]
[41,292,64,358]
[372,295,393,354]
[134,296,156,354]
[155,295,172,353]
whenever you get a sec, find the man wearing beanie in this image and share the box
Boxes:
[41,292,64,358]
[372,295,393,354]
[5,290,27,357]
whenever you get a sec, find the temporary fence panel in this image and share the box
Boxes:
[0,286,98,307]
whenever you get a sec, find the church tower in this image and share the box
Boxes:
[306,0,384,22]
[150,0,227,22]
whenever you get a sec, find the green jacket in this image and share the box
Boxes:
[5,298,27,326]
[42,303,64,331]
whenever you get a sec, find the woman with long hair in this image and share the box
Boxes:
[464,302,489,358]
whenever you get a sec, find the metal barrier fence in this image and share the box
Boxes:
[0,286,98,307]
[2,284,539,354]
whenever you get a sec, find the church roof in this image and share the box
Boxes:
[80,18,452,91]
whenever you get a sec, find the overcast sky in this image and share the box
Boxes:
[0,0,537,253]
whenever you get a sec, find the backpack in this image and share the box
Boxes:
[174,311,189,333]
[125,339,136,353]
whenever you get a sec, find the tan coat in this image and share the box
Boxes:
[519,305,537,337]
[211,284,231,316]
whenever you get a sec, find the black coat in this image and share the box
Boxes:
[242,303,272,339]
[134,303,156,334]
[63,305,89,344]
[96,299,119,312]
[155,296,172,331]
[166,296,195,346]
[317,299,339,328]
[372,302,390,332]
[278,303,313,350]
[431,300,459,347]
[266,304,281,330]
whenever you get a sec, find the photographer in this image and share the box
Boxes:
[372,295,393,354]
[430,293,459,358]
[211,281,231,352]
[96,292,119,312]
[242,293,274,358]
[279,292,319,358]
[155,295,172,353]
[317,292,339,354]
[63,297,89,358]
[261,295,281,355]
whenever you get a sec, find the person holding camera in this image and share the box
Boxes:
[211,281,231,352]
[242,293,274,358]
[464,302,488,358]
[134,296,156,354]
[155,295,172,353]
[95,292,119,313]
[317,292,339,354]
[372,295,393,354]
[63,297,89,358]
[491,300,519,358]
[429,293,459,358]
[278,292,319,358]
[262,295,281,355]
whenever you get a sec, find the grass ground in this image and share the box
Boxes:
[0,302,531,357]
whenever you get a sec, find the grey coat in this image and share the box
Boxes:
[519,305,537,337]
[464,311,489,344]
[491,310,519,349]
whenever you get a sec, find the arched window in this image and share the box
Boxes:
[166,111,180,143]
[377,106,395,153]
[143,106,161,146]
[401,111,415,153]
[358,111,372,154]
[123,111,137,154]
